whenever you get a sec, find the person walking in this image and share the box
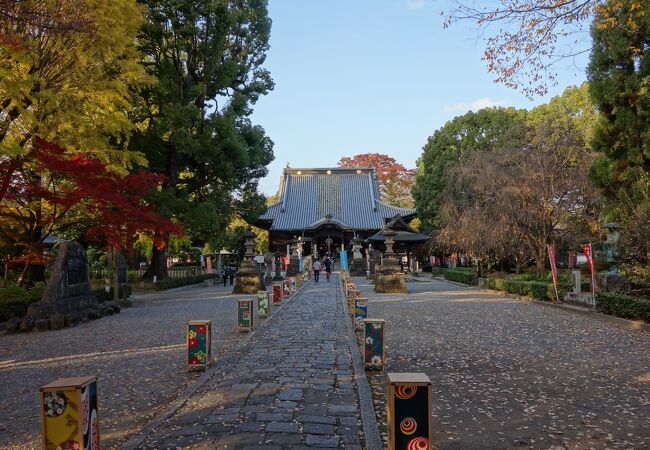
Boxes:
[229,265,236,286]
[222,266,229,287]
[313,258,321,282]
[324,256,332,282]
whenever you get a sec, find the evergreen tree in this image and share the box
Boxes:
[133,0,275,279]
[588,1,650,200]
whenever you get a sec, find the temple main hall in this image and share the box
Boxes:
[255,167,416,258]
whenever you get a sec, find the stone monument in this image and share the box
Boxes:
[374,229,407,293]
[14,241,119,333]
[233,229,264,294]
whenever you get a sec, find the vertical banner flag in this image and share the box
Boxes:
[547,244,559,302]
[582,243,596,299]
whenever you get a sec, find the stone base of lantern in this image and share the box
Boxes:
[232,260,264,294]
[349,259,366,277]
[374,257,407,293]
[286,257,300,277]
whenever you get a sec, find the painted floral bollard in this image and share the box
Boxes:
[364,318,384,370]
[348,289,360,318]
[237,298,254,332]
[272,283,282,306]
[40,376,100,450]
[289,277,297,293]
[303,271,309,283]
[387,373,432,450]
[282,280,290,298]
[257,290,270,318]
[187,320,211,371]
[354,297,368,330]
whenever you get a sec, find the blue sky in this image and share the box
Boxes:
[251,0,590,195]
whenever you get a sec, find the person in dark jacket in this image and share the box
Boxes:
[324,256,332,282]
[228,265,236,286]
[222,266,229,287]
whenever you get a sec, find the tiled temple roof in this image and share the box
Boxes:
[257,167,416,231]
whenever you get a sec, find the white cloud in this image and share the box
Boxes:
[407,0,426,10]
[443,98,511,113]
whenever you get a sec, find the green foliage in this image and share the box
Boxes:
[486,277,561,301]
[414,107,527,232]
[588,2,650,201]
[0,0,149,167]
[133,0,275,263]
[596,292,650,322]
[0,283,45,322]
[155,273,220,291]
[443,269,476,285]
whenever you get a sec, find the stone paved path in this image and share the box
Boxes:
[137,275,365,449]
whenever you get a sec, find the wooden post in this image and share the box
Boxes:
[237,298,254,332]
[40,376,100,450]
[364,319,384,371]
[387,373,432,450]
[187,320,212,371]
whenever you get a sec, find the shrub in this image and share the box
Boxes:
[486,277,558,301]
[443,269,476,285]
[596,292,650,322]
[0,283,45,322]
[156,273,220,290]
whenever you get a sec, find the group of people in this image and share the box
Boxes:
[221,265,236,287]
[312,256,333,282]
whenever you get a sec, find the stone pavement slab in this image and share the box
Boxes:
[136,275,365,449]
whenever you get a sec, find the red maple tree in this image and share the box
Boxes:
[338,153,415,208]
[0,138,179,284]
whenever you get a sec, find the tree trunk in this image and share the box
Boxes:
[536,247,546,275]
[145,233,169,281]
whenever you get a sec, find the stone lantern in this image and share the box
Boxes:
[374,227,407,293]
[349,235,366,276]
[233,228,264,294]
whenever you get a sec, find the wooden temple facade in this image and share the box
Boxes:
[255,167,417,258]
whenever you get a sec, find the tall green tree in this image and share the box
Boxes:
[133,0,274,279]
[435,85,601,274]
[589,1,650,273]
[413,107,527,233]
[588,1,650,201]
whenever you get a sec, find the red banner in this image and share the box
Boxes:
[582,243,597,297]
[547,244,559,302]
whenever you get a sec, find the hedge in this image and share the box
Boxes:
[155,273,220,290]
[443,269,476,285]
[0,283,45,322]
[596,292,650,322]
[485,278,566,301]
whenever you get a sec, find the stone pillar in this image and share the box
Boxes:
[233,230,264,294]
[374,229,407,293]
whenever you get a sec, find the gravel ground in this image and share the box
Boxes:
[351,277,650,450]
[0,283,250,449]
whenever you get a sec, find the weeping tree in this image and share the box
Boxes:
[132,0,275,279]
